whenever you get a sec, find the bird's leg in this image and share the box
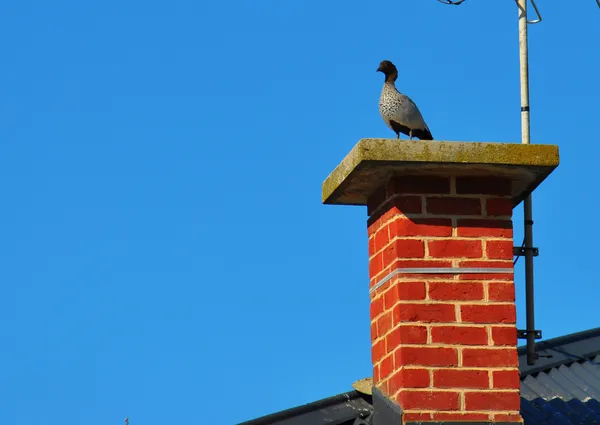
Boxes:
[396,133,400,140]
[409,130,413,140]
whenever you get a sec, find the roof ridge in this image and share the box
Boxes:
[518,327,600,377]
[236,391,372,425]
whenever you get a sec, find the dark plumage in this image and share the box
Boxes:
[377,60,433,140]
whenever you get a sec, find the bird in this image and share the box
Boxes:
[376,60,433,140]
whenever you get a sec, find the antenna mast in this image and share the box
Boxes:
[516,0,542,365]
[516,0,540,367]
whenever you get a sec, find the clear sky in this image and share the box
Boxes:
[0,1,598,424]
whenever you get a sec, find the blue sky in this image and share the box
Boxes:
[0,1,598,424]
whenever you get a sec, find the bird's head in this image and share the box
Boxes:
[377,60,398,82]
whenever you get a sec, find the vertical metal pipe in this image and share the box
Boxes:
[523,200,536,366]
[518,0,531,144]
[517,0,538,366]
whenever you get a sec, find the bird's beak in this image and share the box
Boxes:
[376,67,382,73]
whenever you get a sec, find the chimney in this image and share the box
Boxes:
[322,139,559,424]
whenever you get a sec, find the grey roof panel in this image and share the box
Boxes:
[520,354,600,424]
[556,363,600,401]
[548,368,591,401]
[522,356,600,401]
[522,374,560,401]
[581,356,600,381]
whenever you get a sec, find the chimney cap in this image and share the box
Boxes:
[322,139,559,207]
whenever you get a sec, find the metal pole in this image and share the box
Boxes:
[517,0,538,366]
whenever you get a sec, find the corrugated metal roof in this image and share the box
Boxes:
[239,328,600,425]
[520,355,600,424]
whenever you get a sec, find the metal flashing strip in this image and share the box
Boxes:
[370,267,513,294]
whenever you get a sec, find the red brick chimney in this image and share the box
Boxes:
[322,139,559,424]
[368,175,520,422]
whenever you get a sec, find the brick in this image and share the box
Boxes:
[463,348,518,367]
[373,226,390,252]
[370,296,384,320]
[376,375,389,395]
[433,369,489,389]
[367,186,388,216]
[384,282,426,309]
[372,339,386,364]
[459,260,513,268]
[368,208,398,234]
[457,218,513,238]
[428,239,482,258]
[456,176,512,196]
[393,303,456,323]
[379,354,394,380]
[395,347,458,367]
[377,312,393,336]
[369,252,384,279]
[487,240,514,260]
[402,412,432,421]
[464,391,521,411]
[396,281,427,300]
[368,237,376,257]
[428,282,484,301]
[492,326,518,346]
[430,325,488,345]
[493,413,524,422]
[489,282,516,301]
[367,196,423,225]
[383,285,399,309]
[386,325,428,348]
[388,368,430,392]
[396,390,460,410]
[373,363,380,383]
[459,272,513,281]
[493,370,520,389]
[388,175,451,194]
[382,239,425,263]
[370,321,378,339]
[390,217,452,237]
[426,197,482,215]
[391,259,453,270]
[457,260,513,281]
[431,412,490,421]
[486,198,513,217]
[461,304,516,324]
[390,196,423,215]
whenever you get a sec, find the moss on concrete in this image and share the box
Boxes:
[352,377,373,395]
[322,139,559,206]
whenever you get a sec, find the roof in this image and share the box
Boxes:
[238,327,600,425]
[518,328,600,425]
[238,391,373,425]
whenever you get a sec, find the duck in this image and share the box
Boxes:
[377,60,433,140]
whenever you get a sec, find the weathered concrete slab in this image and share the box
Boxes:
[322,139,559,207]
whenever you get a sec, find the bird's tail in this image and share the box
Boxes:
[414,126,434,140]
[423,127,434,140]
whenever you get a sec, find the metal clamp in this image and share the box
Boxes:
[513,246,539,257]
[517,329,542,339]
[515,0,543,24]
